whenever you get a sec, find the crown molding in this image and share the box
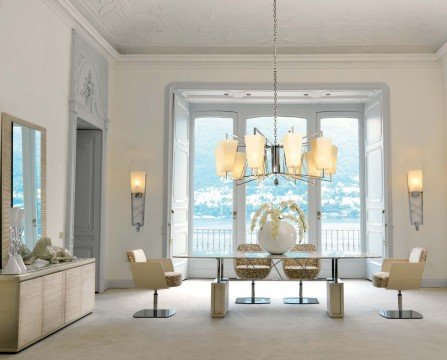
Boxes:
[44,0,120,62]
[436,42,447,60]
[113,53,439,70]
[116,53,438,63]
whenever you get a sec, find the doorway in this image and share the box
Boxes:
[73,119,102,291]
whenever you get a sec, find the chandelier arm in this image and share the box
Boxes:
[253,127,274,146]
[302,130,324,140]
[226,133,244,141]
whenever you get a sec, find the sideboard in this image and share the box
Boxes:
[0,258,95,352]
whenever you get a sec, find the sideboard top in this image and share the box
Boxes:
[0,258,95,282]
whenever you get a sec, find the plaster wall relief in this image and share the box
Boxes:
[69,0,447,54]
[71,31,108,130]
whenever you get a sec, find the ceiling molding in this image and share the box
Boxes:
[436,41,447,60]
[44,0,120,62]
[45,0,441,68]
[113,53,439,70]
[68,0,447,55]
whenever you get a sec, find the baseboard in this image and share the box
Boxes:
[421,279,447,288]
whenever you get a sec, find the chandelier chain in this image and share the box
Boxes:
[273,0,278,145]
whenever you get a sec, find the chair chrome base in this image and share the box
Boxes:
[379,310,423,319]
[283,297,319,305]
[235,297,270,304]
[133,309,176,318]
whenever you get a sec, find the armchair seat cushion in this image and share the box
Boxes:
[165,272,182,287]
[235,265,271,280]
[372,271,389,288]
[283,266,320,280]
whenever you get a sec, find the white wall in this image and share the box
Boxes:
[0,0,72,246]
[108,59,447,283]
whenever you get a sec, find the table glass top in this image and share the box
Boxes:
[173,251,381,260]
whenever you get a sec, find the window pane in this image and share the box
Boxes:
[246,117,308,243]
[193,117,234,254]
[320,117,361,252]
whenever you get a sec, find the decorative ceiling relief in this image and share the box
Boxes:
[69,0,447,54]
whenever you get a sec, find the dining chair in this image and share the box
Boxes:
[127,249,182,318]
[372,247,427,319]
[282,243,321,304]
[233,244,272,304]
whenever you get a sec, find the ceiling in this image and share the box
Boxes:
[179,89,380,105]
[70,0,447,55]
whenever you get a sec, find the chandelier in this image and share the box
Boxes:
[214,0,338,186]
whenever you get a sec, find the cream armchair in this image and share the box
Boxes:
[282,244,321,304]
[372,247,427,319]
[127,249,182,318]
[234,244,273,304]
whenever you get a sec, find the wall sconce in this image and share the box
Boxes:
[130,171,147,232]
[407,170,423,231]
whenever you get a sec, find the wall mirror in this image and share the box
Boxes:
[1,113,46,268]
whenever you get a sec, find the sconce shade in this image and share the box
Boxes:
[408,170,423,192]
[305,151,321,177]
[245,134,266,169]
[232,152,246,179]
[219,139,238,172]
[311,137,332,170]
[283,132,303,170]
[130,171,147,194]
[327,145,338,175]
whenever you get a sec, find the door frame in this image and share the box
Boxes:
[68,31,109,292]
[66,117,108,292]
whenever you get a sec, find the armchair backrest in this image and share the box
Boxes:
[283,243,319,268]
[235,243,272,267]
[127,249,147,263]
[409,248,427,263]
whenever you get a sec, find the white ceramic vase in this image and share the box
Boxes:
[257,220,296,254]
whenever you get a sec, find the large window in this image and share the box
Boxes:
[191,108,362,258]
[320,116,361,252]
[193,116,234,254]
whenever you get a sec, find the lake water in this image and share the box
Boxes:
[193,217,360,230]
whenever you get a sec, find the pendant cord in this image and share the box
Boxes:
[273,0,278,145]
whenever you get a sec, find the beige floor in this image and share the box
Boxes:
[2,279,446,360]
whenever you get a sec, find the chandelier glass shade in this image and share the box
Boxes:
[213,0,338,186]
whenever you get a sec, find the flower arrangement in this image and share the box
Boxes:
[250,200,307,242]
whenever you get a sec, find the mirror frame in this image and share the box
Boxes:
[1,113,47,268]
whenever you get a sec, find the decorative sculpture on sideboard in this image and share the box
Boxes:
[25,237,76,265]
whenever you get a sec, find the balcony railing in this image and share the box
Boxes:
[192,228,361,254]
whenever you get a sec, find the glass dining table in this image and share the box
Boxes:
[174,250,381,318]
